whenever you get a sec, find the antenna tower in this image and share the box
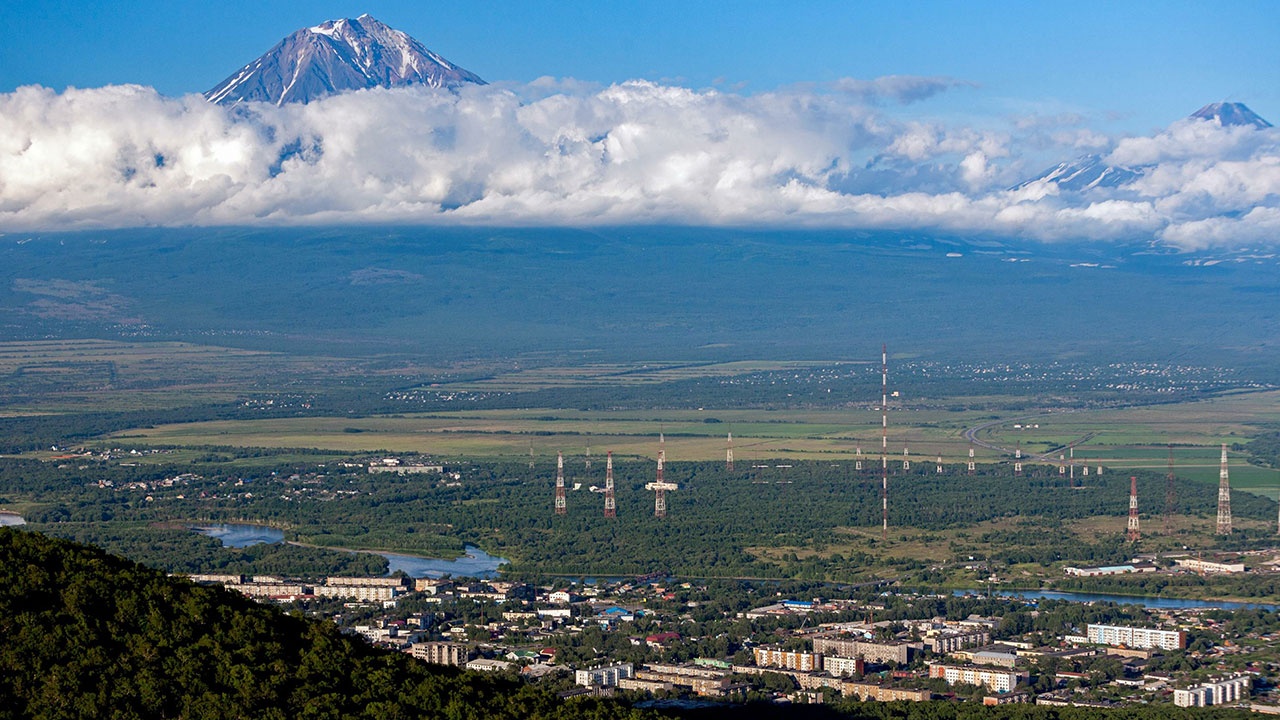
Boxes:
[585,441,592,470]
[903,447,910,471]
[604,451,616,518]
[936,455,943,474]
[1164,444,1175,535]
[529,443,535,469]
[645,434,678,517]
[855,447,863,471]
[1127,475,1140,542]
[726,432,734,471]
[1014,442,1022,476]
[967,444,975,475]
[1216,443,1232,535]
[880,344,888,541]
[554,452,567,516]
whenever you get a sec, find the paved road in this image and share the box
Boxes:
[962,411,1094,461]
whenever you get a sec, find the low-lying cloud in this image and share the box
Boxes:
[0,79,1276,249]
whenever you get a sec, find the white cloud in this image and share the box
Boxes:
[0,81,1277,249]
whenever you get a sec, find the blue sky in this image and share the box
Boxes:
[4,0,1278,133]
[4,1,1280,244]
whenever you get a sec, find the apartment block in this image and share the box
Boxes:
[929,664,1024,694]
[754,647,822,672]
[1085,624,1186,651]
[1174,676,1250,707]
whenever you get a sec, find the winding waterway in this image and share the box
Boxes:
[189,523,507,578]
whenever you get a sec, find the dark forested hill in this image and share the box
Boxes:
[0,528,645,720]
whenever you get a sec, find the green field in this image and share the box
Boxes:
[89,387,1280,499]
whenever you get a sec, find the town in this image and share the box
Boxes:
[187,569,1280,712]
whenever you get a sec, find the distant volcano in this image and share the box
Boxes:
[1189,101,1272,129]
[205,14,485,106]
[1014,102,1272,193]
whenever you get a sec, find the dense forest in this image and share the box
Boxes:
[3,453,1275,583]
[0,528,650,720]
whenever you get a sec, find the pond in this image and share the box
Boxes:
[189,523,507,578]
[0,513,25,527]
[379,545,507,579]
[191,523,284,548]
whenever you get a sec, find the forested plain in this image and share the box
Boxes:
[4,449,1277,590]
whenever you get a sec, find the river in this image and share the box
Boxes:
[954,588,1278,611]
[189,523,507,578]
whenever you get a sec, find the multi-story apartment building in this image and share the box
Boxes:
[410,642,469,667]
[1085,624,1186,651]
[926,628,991,654]
[929,664,1024,693]
[824,655,865,677]
[843,682,932,702]
[754,647,822,672]
[575,663,634,687]
[812,637,914,665]
[1174,676,1250,707]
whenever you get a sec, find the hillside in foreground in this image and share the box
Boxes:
[0,528,643,720]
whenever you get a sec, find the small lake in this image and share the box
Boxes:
[955,588,1279,612]
[0,513,26,527]
[380,545,508,579]
[192,523,285,548]
[188,523,507,578]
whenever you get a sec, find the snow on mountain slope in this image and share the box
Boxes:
[205,14,484,106]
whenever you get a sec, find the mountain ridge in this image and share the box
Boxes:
[1014,102,1272,193]
[205,14,485,106]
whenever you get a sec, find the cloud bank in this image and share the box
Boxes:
[0,79,1277,249]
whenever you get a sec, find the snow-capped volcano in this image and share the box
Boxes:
[1014,102,1272,192]
[205,14,485,106]
[1189,101,1272,129]
[1012,154,1143,193]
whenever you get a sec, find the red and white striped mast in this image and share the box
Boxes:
[554,451,567,516]
[604,451,616,518]
[881,344,888,541]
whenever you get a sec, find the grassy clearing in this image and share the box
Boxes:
[95,387,1280,475]
[415,360,867,392]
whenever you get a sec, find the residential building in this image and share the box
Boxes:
[1174,676,1250,707]
[313,584,399,601]
[842,682,932,702]
[466,658,514,673]
[812,637,913,665]
[410,642,469,667]
[929,664,1024,693]
[926,628,991,654]
[575,663,634,687]
[824,655,865,677]
[1086,624,1186,651]
[754,647,822,672]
